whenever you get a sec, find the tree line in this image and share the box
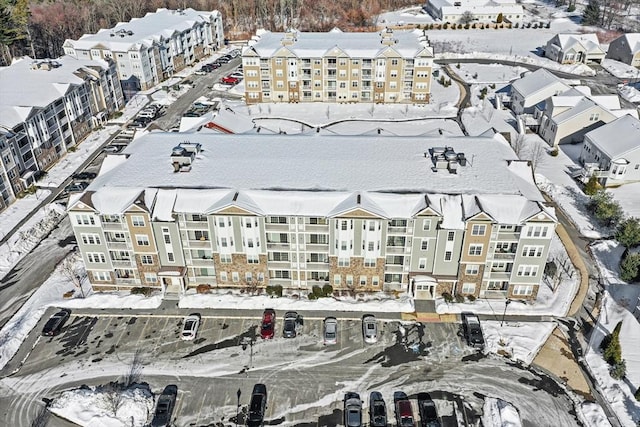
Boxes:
[0,0,416,65]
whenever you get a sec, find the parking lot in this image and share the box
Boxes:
[21,312,475,426]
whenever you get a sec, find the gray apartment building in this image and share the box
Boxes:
[242,28,433,104]
[68,133,556,302]
[0,55,123,212]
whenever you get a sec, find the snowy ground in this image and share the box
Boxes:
[483,397,522,427]
[588,240,640,426]
[482,321,555,365]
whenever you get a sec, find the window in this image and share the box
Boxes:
[87,252,106,263]
[462,283,476,294]
[246,272,253,282]
[418,258,427,269]
[141,255,153,264]
[271,252,289,262]
[517,265,539,277]
[341,220,348,230]
[75,214,95,225]
[136,235,150,246]
[220,271,228,281]
[232,272,240,282]
[194,230,209,241]
[144,273,158,284]
[360,275,367,286]
[220,254,232,263]
[513,285,533,296]
[372,276,380,286]
[364,258,376,267]
[247,238,254,248]
[221,237,228,247]
[367,242,375,251]
[346,275,354,286]
[471,224,486,236]
[131,215,145,227]
[162,228,171,244]
[521,246,544,257]
[273,270,290,279]
[487,280,508,290]
[423,220,431,231]
[421,239,429,251]
[526,225,549,238]
[167,252,175,262]
[468,244,483,256]
[444,251,452,261]
[269,216,288,224]
[334,274,341,285]
[465,264,479,275]
[248,254,259,264]
[338,258,350,267]
[93,271,110,281]
[81,234,101,245]
[447,231,455,241]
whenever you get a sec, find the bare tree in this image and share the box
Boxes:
[511,134,526,158]
[526,141,547,173]
[101,382,125,416]
[60,256,86,298]
[123,350,144,387]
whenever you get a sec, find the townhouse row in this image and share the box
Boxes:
[241,29,434,104]
[69,133,557,302]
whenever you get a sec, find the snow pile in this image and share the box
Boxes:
[482,321,555,364]
[618,85,640,103]
[601,59,640,80]
[49,384,154,427]
[483,397,522,427]
[59,292,163,310]
[591,240,626,285]
[579,402,612,427]
[180,290,414,313]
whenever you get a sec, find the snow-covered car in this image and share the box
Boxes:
[362,314,378,344]
[323,317,337,345]
[181,313,201,341]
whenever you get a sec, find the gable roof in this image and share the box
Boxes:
[552,33,605,54]
[585,114,640,159]
[511,69,569,98]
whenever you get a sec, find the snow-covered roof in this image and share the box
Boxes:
[551,33,606,55]
[66,8,219,52]
[511,69,569,99]
[585,114,640,160]
[0,56,110,129]
[76,133,553,225]
[618,33,640,54]
[246,29,432,59]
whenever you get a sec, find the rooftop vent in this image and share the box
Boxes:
[170,141,201,173]
[31,60,61,71]
[429,146,468,174]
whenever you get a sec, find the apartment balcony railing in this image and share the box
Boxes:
[115,277,139,285]
[112,259,135,268]
[190,257,215,267]
[492,252,516,260]
[267,242,290,250]
[387,226,408,233]
[102,222,125,230]
[105,240,131,250]
[488,271,511,280]
[186,239,212,248]
[385,246,405,254]
[384,264,406,273]
[304,243,329,251]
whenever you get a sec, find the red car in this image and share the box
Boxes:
[260,309,276,339]
[221,76,239,85]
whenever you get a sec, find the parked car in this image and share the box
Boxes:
[369,391,387,427]
[362,314,378,344]
[194,68,207,75]
[461,312,485,350]
[247,383,268,427]
[230,49,241,58]
[282,311,298,338]
[260,308,276,339]
[217,56,230,64]
[417,393,441,427]
[323,317,337,345]
[151,385,178,427]
[72,171,97,180]
[343,392,363,427]
[230,71,243,79]
[394,391,415,427]
[137,109,157,119]
[221,76,239,85]
[102,145,120,153]
[65,181,88,193]
[208,62,220,69]
[42,309,71,336]
[181,313,201,341]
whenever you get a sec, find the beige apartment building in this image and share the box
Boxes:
[68,133,556,303]
[242,28,434,104]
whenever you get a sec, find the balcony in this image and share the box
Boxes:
[112,259,134,268]
[187,239,212,248]
[384,264,405,273]
[105,240,131,250]
[492,251,516,260]
[191,257,215,267]
[386,246,405,254]
[181,220,209,229]
[304,243,329,252]
[267,242,290,250]
[102,221,125,230]
[488,271,512,280]
[264,223,289,231]
[387,226,408,234]
[482,290,508,299]
[115,277,140,285]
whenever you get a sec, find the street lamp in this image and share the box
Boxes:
[236,388,241,426]
[500,299,512,327]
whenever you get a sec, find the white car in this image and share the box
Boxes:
[181,313,201,341]
[323,317,338,345]
[362,315,378,344]
[230,72,243,79]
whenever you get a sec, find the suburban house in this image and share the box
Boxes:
[579,115,640,186]
[241,28,434,104]
[63,8,224,96]
[606,33,640,68]
[0,55,123,213]
[509,68,570,115]
[68,132,556,303]
[537,88,636,146]
[424,0,524,25]
[544,33,606,64]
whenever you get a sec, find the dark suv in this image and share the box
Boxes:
[151,385,178,427]
[282,311,298,338]
[42,309,71,336]
[369,391,387,427]
[247,383,268,427]
[461,312,485,350]
[417,393,441,427]
[343,392,362,427]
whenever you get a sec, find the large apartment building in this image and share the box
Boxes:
[242,29,433,104]
[63,8,224,95]
[68,133,556,302]
[0,55,123,212]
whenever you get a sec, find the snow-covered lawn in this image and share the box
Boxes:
[601,59,640,80]
[482,321,555,365]
[483,397,522,427]
[448,63,529,84]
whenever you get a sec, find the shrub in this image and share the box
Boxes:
[442,292,454,303]
[265,285,284,297]
[312,285,323,298]
[514,22,519,28]
[584,175,600,196]
[635,387,640,401]
[619,253,640,283]
[550,148,559,157]
[113,111,123,118]
[322,284,333,296]
[489,83,496,89]
[131,287,153,297]
[615,217,640,248]
[455,293,465,303]
[464,23,470,29]
[308,292,317,300]
[196,284,211,294]
[443,23,449,29]
[467,294,476,302]
[587,190,623,227]
[68,146,77,153]
[456,63,461,69]
[610,360,626,380]
[63,290,75,298]
[567,4,576,12]
[496,13,503,23]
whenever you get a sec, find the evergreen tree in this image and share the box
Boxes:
[584,175,599,195]
[615,217,640,248]
[603,321,623,366]
[583,0,601,25]
[619,253,640,283]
